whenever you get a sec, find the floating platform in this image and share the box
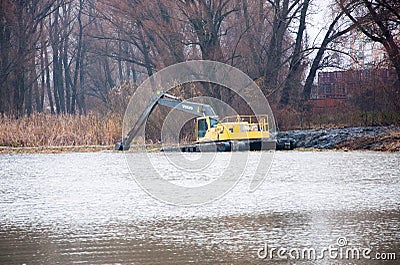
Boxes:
[162,139,279,152]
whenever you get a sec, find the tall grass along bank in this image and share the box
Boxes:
[0,113,122,147]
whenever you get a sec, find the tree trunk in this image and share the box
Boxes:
[52,47,61,114]
[302,11,350,100]
[79,42,87,115]
[25,77,32,116]
[33,66,42,112]
[280,0,309,107]
[44,39,55,114]
[265,0,290,90]
[0,16,11,113]
[242,0,261,78]
[302,40,328,101]
[138,22,154,77]
[39,21,46,112]
[63,36,72,113]
[381,38,400,84]
[49,11,61,113]
[72,0,84,114]
[118,39,123,83]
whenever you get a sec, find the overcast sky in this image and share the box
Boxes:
[308,0,331,43]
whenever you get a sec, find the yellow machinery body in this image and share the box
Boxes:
[195,115,270,143]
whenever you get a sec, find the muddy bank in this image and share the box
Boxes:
[0,145,113,154]
[277,126,400,152]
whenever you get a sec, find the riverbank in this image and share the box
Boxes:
[0,145,113,154]
[277,126,400,152]
[1,126,398,154]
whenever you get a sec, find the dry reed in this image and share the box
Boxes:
[0,113,122,147]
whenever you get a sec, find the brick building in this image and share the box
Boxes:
[314,68,397,99]
[311,68,397,109]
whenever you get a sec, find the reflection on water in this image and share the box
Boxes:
[0,152,399,264]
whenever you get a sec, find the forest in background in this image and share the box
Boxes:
[0,0,399,146]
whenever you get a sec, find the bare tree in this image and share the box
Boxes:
[177,0,239,61]
[0,0,55,115]
[338,0,400,82]
[264,0,302,91]
[302,6,356,101]
[279,0,310,107]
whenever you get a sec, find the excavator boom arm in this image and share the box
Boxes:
[115,91,216,150]
[158,98,216,117]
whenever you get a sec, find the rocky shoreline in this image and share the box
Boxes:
[277,126,400,152]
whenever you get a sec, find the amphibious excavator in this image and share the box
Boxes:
[115,91,275,151]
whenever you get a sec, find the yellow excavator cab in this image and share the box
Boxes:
[196,115,270,143]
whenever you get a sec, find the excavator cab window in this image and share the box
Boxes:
[210,118,219,128]
[197,118,208,138]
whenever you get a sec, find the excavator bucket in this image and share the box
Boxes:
[114,141,130,151]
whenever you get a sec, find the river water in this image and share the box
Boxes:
[0,151,399,264]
